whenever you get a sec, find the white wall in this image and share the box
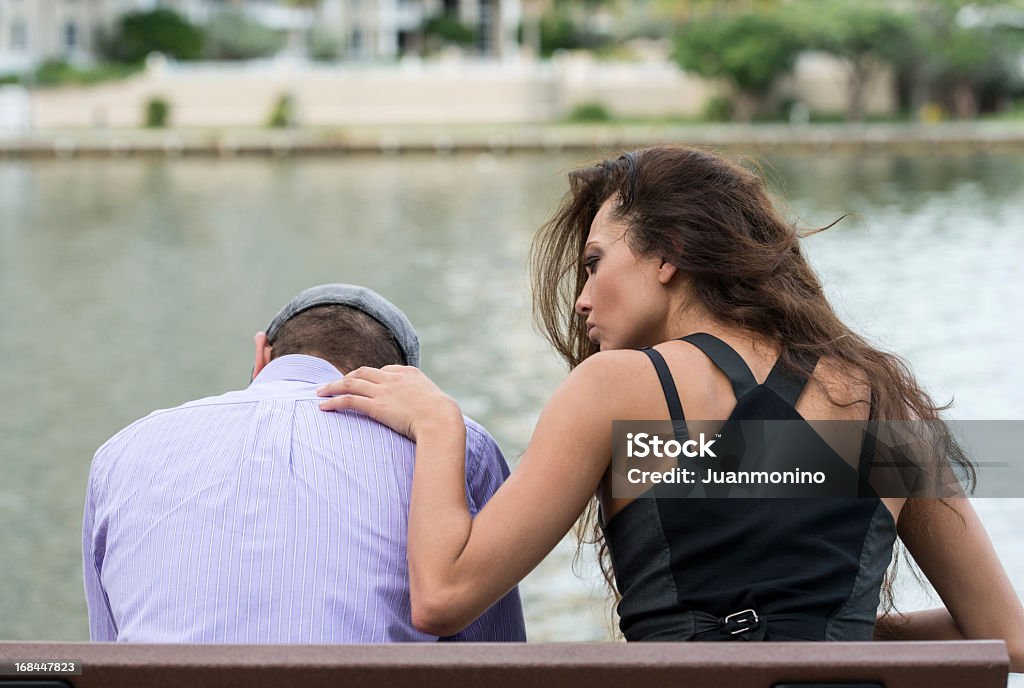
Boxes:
[24,53,895,129]
[779,52,896,117]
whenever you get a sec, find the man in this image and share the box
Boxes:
[83,284,525,642]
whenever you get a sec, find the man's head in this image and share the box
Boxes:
[252,284,419,379]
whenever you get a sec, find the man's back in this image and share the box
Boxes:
[83,354,525,643]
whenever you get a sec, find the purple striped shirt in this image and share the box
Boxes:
[83,354,526,643]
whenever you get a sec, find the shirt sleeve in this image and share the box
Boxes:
[83,456,117,641]
[442,421,527,642]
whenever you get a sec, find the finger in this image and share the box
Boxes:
[318,367,393,396]
[319,393,376,414]
[381,364,414,373]
[317,376,379,398]
[316,378,347,397]
[346,366,392,383]
[333,377,379,398]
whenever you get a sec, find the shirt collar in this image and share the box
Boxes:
[251,354,344,386]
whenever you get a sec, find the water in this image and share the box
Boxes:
[0,152,1022,661]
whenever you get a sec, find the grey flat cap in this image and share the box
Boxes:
[265,284,420,367]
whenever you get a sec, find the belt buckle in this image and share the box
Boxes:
[723,608,760,635]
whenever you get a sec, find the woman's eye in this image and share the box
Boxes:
[584,257,599,274]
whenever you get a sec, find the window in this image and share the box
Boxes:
[12,18,27,51]
[477,0,494,54]
[64,21,78,50]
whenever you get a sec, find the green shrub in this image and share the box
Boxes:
[701,94,734,122]
[32,60,77,86]
[568,102,612,122]
[309,27,341,61]
[28,60,141,87]
[267,94,295,128]
[203,10,285,60]
[145,97,170,128]
[539,11,582,56]
[423,13,476,47]
[104,9,204,63]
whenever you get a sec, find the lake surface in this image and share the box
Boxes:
[1,151,1022,657]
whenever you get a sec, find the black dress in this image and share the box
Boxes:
[601,333,896,641]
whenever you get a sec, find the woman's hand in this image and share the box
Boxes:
[316,365,462,441]
[899,498,1024,672]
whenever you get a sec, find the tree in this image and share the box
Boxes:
[674,11,804,121]
[890,0,1024,118]
[790,1,912,121]
[103,9,204,63]
[521,0,617,57]
[537,8,583,56]
[203,9,286,60]
[422,13,477,50]
[308,27,342,61]
[933,23,1020,117]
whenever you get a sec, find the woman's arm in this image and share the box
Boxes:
[875,607,965,641]
[318,351,642,636]
[894,497,1024,672]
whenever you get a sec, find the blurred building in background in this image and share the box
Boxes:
[320,0,521,60]
[0,0,126,72]
[0,0,521,73]
[154,0,523,60]
[1,0,1020,130]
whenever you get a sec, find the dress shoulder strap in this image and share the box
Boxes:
[639,347,689,444]
[762,351,821,407]
[679,333,759,400]
[639,347,685,422]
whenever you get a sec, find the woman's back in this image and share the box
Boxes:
[601,333,898,641]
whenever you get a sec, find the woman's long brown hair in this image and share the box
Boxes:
[529,145,974,630]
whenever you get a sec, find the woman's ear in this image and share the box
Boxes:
[657,258,678,285]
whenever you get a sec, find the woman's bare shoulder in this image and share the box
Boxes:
[569,349,656,384]
[559,350,667,415]
[570,346,712,384]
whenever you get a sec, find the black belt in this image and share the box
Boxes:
[686,608,828,641]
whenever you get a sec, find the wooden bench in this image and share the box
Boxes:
[0,641,1009,688]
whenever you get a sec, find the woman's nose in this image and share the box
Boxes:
[575,291,591,317]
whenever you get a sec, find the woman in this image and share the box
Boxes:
[316,146,1023,662]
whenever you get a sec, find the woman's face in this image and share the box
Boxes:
[574,197,675,351]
